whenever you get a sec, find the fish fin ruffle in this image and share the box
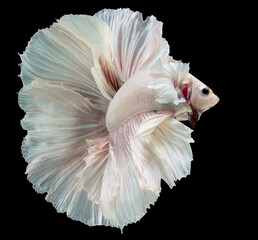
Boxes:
[148,58,190,107]
[19,14,121,111]
[98,112,194,229]
[99,112,159,229]
[18,81,111,226]
[91,45,122,101]
[79,136,109,204]
[136,113,194,185]
[95,9,169,82]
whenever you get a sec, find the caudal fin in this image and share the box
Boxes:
[19,14,122,226]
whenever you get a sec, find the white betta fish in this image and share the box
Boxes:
[18,8,219,230]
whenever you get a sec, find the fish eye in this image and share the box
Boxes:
[201,87,210,96]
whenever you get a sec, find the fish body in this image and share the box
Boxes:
[107,65,219,130]
[106,70,154,131]
[18,9,219,230]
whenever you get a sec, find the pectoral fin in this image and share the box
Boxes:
[188,105,200,128]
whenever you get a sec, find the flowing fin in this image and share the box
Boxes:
[79,136,109,203]
[95,8,169,82]
[138,113,194,185]
[148,58,190,106]
[18,81,111,226]
[91,46,122,101]
[136,112,172,138]
[100,112,158,229]
[19,14,122,111]
[98,112,194,229]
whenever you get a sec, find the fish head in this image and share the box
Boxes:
[180,74,219,127]
[190,75,219,113]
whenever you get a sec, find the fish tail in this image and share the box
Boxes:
[18,14,119,226]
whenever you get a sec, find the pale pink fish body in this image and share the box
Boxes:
[18,8,219,230]
[106,70,154,131]
[107,67,219,131]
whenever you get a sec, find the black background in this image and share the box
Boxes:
[5,0,248,239]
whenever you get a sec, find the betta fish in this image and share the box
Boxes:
[18,8,219,230]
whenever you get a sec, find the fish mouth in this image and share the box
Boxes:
[188,94,219,127]
[211,94,220,107]
[214,95,220,105]
[202,94,220,113]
